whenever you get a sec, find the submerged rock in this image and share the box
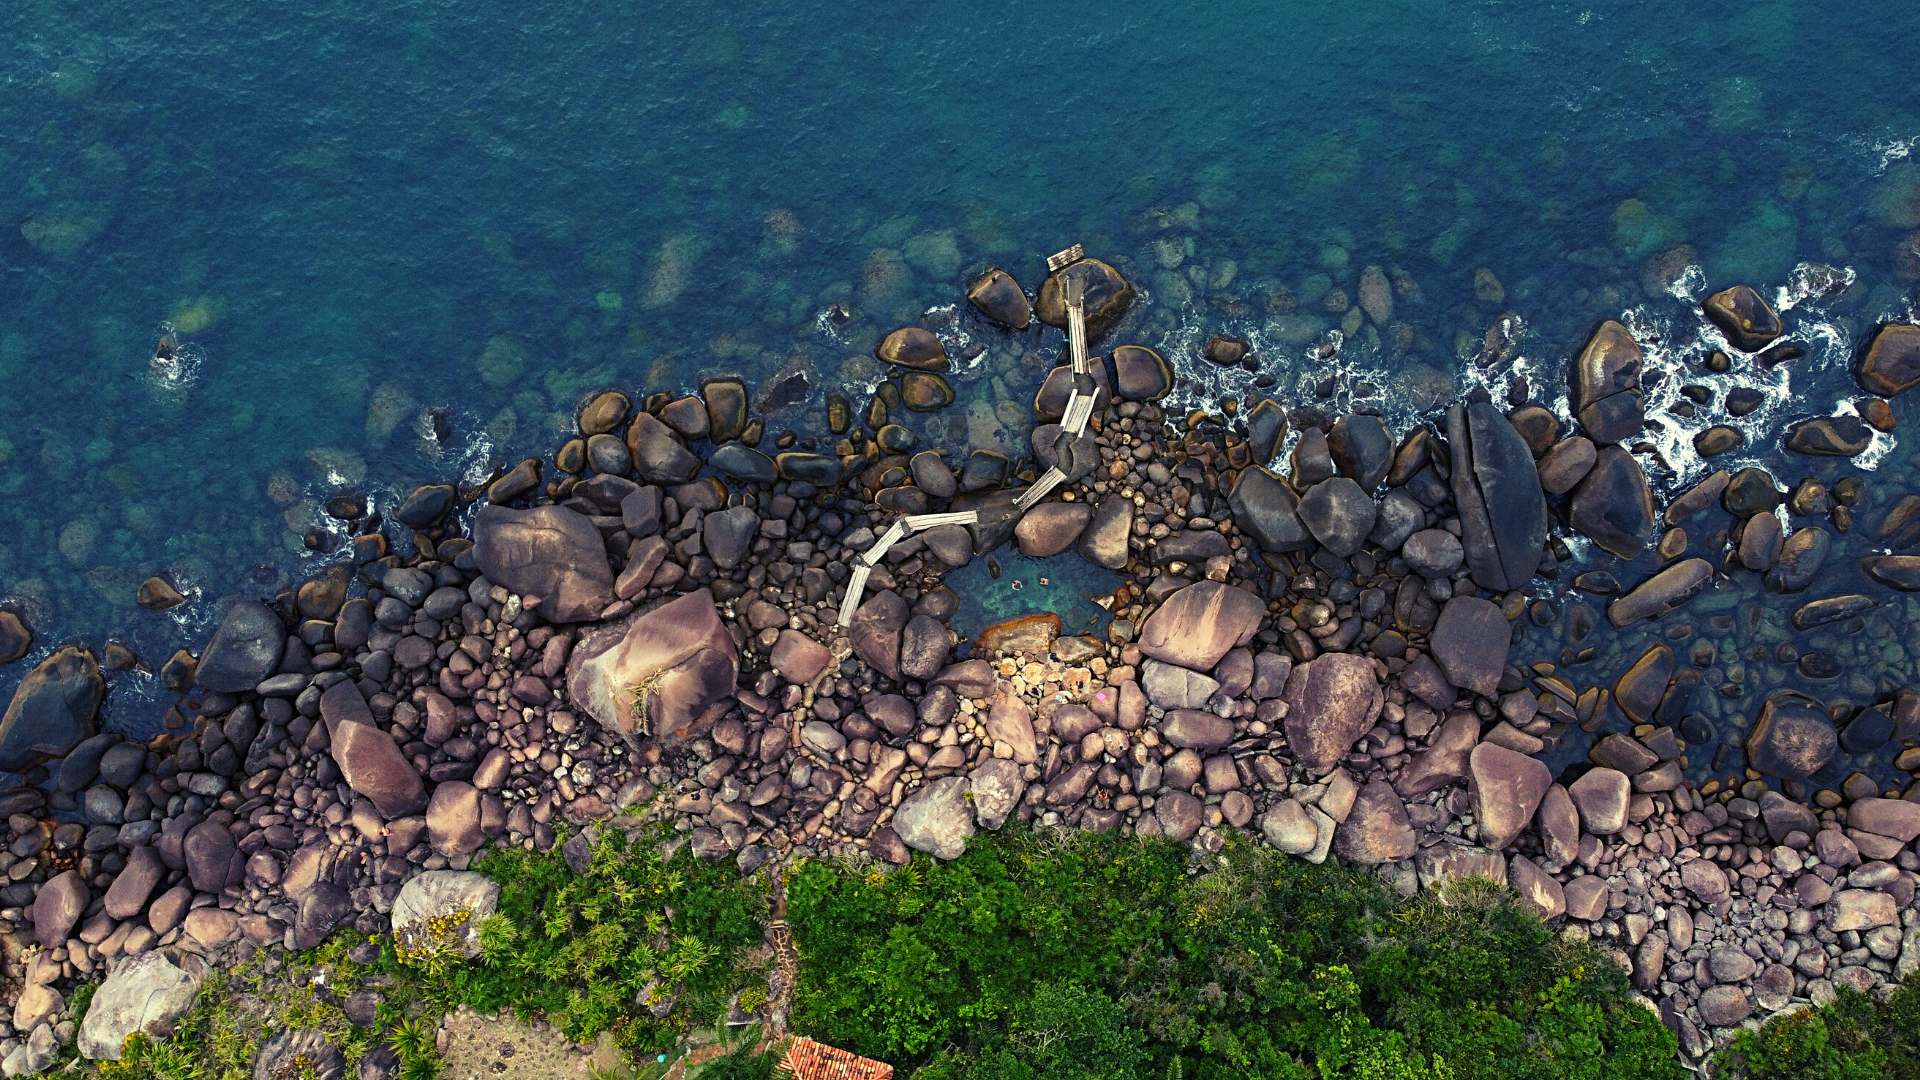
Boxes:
[966,269,1032,329]
[1608,559,1714,626]
[1745,695,1837,779]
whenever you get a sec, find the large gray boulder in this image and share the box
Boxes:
[391,870,500,959]
[893,776,974,860]
[567,590,738,750]
[0,645,102,771]
[471,504,615,623]
[195,601,287,693]
[78,951,207,1060]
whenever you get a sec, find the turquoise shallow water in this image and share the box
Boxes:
[3,0,1920,760]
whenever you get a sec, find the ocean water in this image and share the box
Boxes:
[4,0,1920,790]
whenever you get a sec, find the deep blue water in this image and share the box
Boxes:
[4,0,1920,761]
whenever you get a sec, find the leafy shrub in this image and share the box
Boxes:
[1715,973,1920,1079]
[786,828,1684,1079]
[451,821,769,1052]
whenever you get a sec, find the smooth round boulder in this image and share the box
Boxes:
[1014,502,1092,558]
[1228,467,1312,553]
[966,269,1031,329]
[1568,446,1654,560]
[1111,345,1172,401]
[1401,529,1463,578]
[194,601,287,694]
[1856,322,1920,397]
[0,646,103,771]
[876,327,949,371]
[578,390,630,436]
[1703,285,1783,352]
[1034,258,1135,336]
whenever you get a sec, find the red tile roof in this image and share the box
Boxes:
[780,1036,894,1080]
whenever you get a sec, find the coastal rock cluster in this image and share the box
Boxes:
[0,253,1916,1075]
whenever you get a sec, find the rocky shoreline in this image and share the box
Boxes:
[0,251,1916,1076]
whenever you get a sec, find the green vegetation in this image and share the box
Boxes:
[94,931,441,1080]
[786,828,1685,1080]
[1714,974,1920,1079]
[62,820,1709,1080]
[463,822,770,1052]
[73,819,770,1078]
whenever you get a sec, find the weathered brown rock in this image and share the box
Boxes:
[1847,797,1920,843]
[471,504,615,624]
[1283,653,1384,774]
[427,781,484,857]
[966,269,1031,329]
[1536,437,1597,495]
[1111,345,1173,402]
[1396,712,1479,798]
[1704,285,1783,352]
[1856,323,1920,397]
[1746,695,1837,779]
[33,870,88,948]
[1567,767,1630,834]
[974,613,1060,656]
[1507,855,1565,919]
[1014,502,1092,557]
[984,692,1037,764]
[1034,258,1135,337]
[1448,401,1547,593]
[1571,320,1644,444]
[1608,559,1713,626]
[876,327,949,371]
[1785,415,1873,457]
[770,630,831,685]
[1332,780,1415,864]
[1429,596,1508,698]
[1613,644,1672,723]
[321,682,427,818]
[1469,743,1551,850]
[1136,581,1262,670]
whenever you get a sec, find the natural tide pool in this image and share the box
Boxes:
[2,0,1919,755]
